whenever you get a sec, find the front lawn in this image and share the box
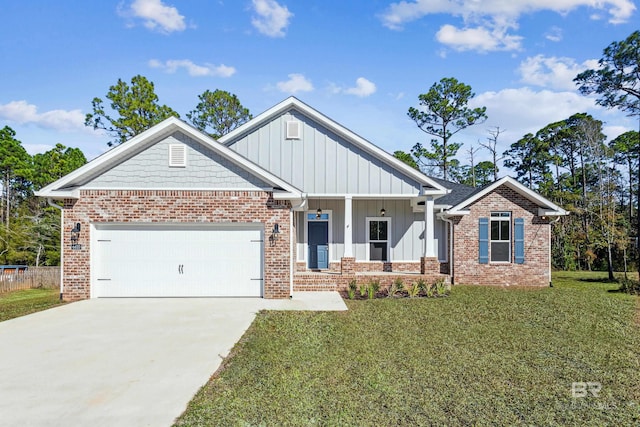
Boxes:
[0,288,65,322]
[175,272,640,426]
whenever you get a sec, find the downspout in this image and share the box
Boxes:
[439,210,455,285]
[47,198,64,301]
[289,195,307,298]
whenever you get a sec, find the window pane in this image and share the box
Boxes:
[378,221,388,240]
[370,242,387,261]
[491,221,500,240]
[500,220,510,240]
[491,242,510,262]
[369,221,378,240]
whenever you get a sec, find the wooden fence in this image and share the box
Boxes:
[0,267,61,293]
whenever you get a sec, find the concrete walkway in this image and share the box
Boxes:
[0,292,346,427]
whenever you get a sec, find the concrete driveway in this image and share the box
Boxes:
[0,293,346,427]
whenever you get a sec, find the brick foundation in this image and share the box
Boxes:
[61,190,291,301]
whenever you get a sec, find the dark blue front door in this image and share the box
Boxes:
[308,222,329,269]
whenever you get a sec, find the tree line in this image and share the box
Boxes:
[394,31,639,278]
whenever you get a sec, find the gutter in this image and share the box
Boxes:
[47,198,64,300]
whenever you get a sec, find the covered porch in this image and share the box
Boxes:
[292,194,450,291]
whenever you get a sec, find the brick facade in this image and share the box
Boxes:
[451,187,551,287]
[61,190,291,301]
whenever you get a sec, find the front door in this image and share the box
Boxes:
[308,221,329,269]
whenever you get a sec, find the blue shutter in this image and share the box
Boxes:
[514,218,525,264]
[479,218,489,264]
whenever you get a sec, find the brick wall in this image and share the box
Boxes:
[452,187,551,287]
[62,190,291,301]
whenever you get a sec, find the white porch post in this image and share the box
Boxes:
[425,196,436,257]
[344,196,353,257]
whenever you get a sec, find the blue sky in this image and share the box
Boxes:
[0,0,638,168]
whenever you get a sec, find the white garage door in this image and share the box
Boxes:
[92,224,263,297]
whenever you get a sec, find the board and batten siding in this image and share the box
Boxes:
[228,111,422,195]
[84,131,268,190]
[296,199,446,262]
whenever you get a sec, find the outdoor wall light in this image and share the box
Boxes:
[272,223,280,234]
[70,223,81,242]
[380,208,386,217]
[316,208,322,219]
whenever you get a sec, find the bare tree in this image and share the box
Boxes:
[466,145,480,187]
[479,126,504,181]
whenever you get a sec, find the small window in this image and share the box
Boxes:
[169,144,186,167]
[367,218,390,261]
[490,212,511,262]
[286,121,301,139]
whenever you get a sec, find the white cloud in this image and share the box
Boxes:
[276,74,313,94]
[149,59,236,77]
[436,23,522,52]
[544,26,563,42]
[518,55,594,91]
[0,100,87,132]
[121,0,186,33]
[468,87,597,140]
[251,0,293,37]
[331,77,377,97]
[380,0,635,29]
[379,0,635,52]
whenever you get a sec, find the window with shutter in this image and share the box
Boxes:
[479,217,489,264]
[514,218,525,264]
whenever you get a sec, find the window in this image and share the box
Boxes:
[490,212,511,262]
[367,218,390,261]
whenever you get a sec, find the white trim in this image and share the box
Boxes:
[303,210,333,267]
[344,196,353,257]
[490,212,512,264]
[424,196,436,257]
[36,117,303,200]
[445,176,568,216]
[365,217,392,262]
[218,97,448,194]
[307,193,420,199]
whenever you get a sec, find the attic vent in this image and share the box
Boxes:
[169,144,187,167]
[286,120,301,139]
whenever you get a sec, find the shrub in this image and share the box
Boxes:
[358,283,368,298]
[368,280,380,300]
[407,282,420,298]
[434,278,449,296]
[347,279,358,300]
[618,278,640,295]
[393,277,404,292]
[387,280,398,298]
[416,278,427,292]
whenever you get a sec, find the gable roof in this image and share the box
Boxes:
[429,177,477,206]
[218,97,448,195]
[35,117,303,200]
[443,176,569,216]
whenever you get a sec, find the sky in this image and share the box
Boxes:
[0,0,638,169]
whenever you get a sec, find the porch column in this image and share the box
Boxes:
[424,196,436,257]
[344,195,353,257]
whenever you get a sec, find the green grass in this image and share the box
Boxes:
[175,272,640,426]
[0,288,65,322]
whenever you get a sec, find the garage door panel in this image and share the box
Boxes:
[93,224,263,297]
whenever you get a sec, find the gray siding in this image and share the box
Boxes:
[296,199,444,263]
[353,200,424,261]
[85,132,268,189]
[228,111,422,195]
